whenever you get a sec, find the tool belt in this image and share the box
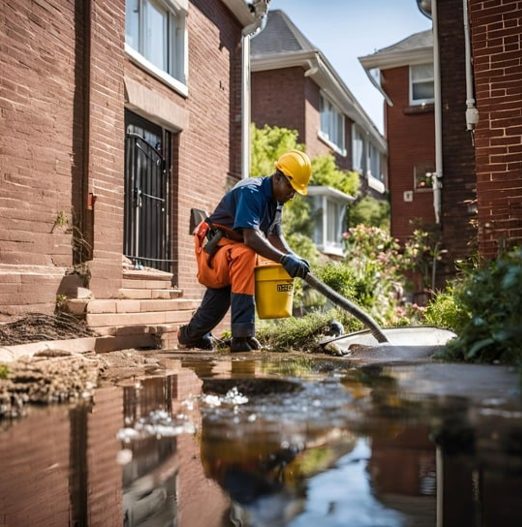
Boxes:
[203,220,243,256]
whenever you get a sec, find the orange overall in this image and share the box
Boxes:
[179,221,258,340]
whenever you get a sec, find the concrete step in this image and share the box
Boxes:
[88,298,198,314]
[91,323,181,350]
[122,278,173,289]
[123,269,173,281]
[118,288,183,300]
[67,298,198,315]
[87,309,194,329]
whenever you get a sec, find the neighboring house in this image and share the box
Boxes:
[0,0,265,343]
[360,25,477,270]
[359,30,440,245]
[360,0,522,264]
[250,9,387,256]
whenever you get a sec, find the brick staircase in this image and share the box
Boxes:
[67,270,199,350]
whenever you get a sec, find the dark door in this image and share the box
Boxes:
[124,110,172,272]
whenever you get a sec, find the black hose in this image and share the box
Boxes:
[304,272,389,344]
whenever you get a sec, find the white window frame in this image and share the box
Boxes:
[309,187,353,257]
[125,0,189,97]
[409,63,434,106]
[319,94,346,156]
[351,124,366,174]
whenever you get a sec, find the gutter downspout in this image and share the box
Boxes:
[463,0,479,131]
[241,1,269,179]
[432,0,443,224]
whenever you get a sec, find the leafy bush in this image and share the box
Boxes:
[311,154,360,197]
[424,287,469,331]
[432,247,522,363]
[348,195,390,230]
[250,124,303,177]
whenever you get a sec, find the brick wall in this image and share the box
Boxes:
[468,0,522,257]
[86,0,126,298]
[438,0,477,267]
[0,0,84,313]
[0,0,245,312]
[175,0,243,298]
[382,66,436,242]
[252,67,307,142]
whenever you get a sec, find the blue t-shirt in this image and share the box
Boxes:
[208,176,282,236]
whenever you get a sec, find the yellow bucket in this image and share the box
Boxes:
[255,264,294,319]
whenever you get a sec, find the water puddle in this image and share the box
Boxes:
[0,354,521,526]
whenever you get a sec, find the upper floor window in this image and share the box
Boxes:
[125,0,187,93]
[410,63,434,105]
[352,125,366,174]
[368,142,382,181]
[319,94,346,155]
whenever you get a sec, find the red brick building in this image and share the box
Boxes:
[0,1,264,334]
[360,0,522,263]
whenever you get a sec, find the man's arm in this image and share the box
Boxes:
[267,232,292,254]
[243,228,286,262]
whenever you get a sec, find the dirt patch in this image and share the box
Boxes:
[0,312,95,346]
[0,349,165,419]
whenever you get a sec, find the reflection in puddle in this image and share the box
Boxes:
[0,357,521,526]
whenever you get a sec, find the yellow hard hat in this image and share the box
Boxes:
[275,150,312,196]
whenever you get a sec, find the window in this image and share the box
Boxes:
[368,142,382,181]
[309,190,351,256]
[125,0,187,91]
[319,94,346,155]
[352,125,366,174]
[414,162,435,191]
[410,63,434,105]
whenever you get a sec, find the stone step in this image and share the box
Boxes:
[123,269,173,281]
[118,288,183,300]
[122,278,173,289]
[88,298,198,314]
[87,309,194,329]
[67,297,198,315]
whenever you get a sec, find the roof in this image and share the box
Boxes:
[251,10,386,153]
[251,10,316,56]
[359,29,433,70]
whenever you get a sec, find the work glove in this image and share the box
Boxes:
[280,253,310,279]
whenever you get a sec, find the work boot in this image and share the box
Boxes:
[230,336,262,353]
[178,325,215,351]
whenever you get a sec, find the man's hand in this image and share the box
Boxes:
[280,254,310,278]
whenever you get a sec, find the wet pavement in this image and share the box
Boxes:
[0,351,521,527]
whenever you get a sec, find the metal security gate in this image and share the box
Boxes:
[124,111,172,272]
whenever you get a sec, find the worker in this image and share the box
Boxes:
[178,150,312,353]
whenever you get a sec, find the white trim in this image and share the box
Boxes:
[318,131,346,157]
[367,174,386,194]
[359,47,433,71]
[221,0,256,26]
[307,185,355,203]
[317,244,345,257]
[125,44,188,97]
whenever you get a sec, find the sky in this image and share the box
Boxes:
[267,0,432,134]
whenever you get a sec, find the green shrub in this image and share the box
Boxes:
[424,287,469,331]
[348,195,390,230]
[434,247,522,363]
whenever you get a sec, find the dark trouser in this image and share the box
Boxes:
[182,286,255,341]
